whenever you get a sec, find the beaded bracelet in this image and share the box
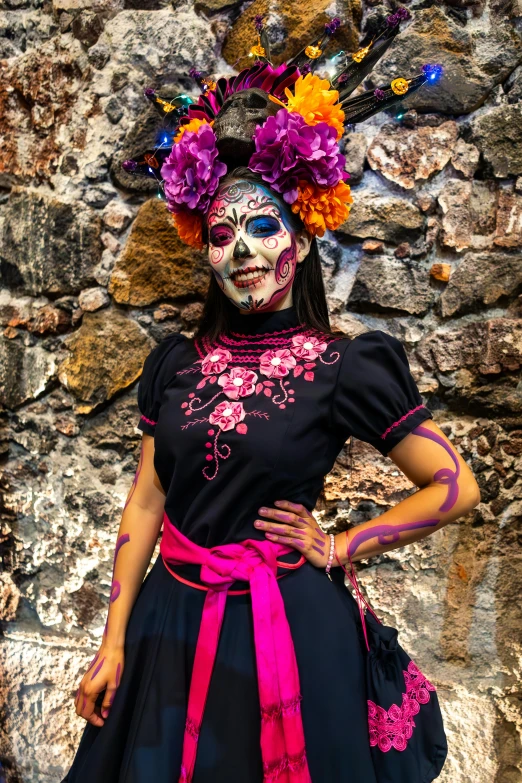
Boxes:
[325,533,335,581]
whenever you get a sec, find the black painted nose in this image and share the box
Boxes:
[233,238,253,259]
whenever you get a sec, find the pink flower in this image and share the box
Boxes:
[201,347,232,375]
[209,400,245,432]
[290,334,328,360]
[259,348,297,379]
[218,367,258,399]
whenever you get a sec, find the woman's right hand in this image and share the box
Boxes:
[75,645,124,727]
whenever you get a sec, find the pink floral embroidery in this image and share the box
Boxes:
[218,366,258,399]
[368,660,437,752]
[183,326,342,480]
[140,414,157,426]
[380,404,426,440]
[259,348,297,379]
[290,334,328,361]
[208,400,246,431]
[201,346,231,375]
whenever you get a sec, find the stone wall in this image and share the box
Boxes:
[0,0,521,779]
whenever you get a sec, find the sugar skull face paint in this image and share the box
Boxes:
[206,179,309,312]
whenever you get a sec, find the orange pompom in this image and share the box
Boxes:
[174,118,212,143]
[284,73,345,141]
[173,211,204,250]
[291,180,353,237]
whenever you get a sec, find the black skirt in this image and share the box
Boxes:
[62,555,441,783]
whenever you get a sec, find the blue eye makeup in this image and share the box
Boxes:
[246,216,280,237]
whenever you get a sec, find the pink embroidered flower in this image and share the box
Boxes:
[290,334,328,360]
[208,400,245,432]
[367,660,436,753]
[259,348,297,379]
[218,367,258,400]
[201,347,232,375]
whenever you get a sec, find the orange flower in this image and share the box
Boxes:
[291,180,353,237]
[174,118,212,143]
[284,73,345,141]
[173,211,204,250]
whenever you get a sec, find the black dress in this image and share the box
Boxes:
[62,304,445,783]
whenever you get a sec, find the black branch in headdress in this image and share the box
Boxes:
[331,8,411,100]
[341,65,444,124]
[286,17,341,74]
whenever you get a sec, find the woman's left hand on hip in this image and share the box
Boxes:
[254,500,331,569]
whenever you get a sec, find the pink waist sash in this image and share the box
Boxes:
[160,512,312,783]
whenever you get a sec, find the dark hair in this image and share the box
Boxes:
[193,166,347,343]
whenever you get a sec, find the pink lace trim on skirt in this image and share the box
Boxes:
[368,660,436,752]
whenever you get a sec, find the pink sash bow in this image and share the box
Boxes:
[160,513,312,783]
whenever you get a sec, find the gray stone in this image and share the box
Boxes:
[0,188,103,296]
[71,9,103,47]
[0,337,57,409]
[440,252,522,317]
[371,6,522,115]
[472,104,522,178]
[78,287,110,312]
[343,133,367,185]
[347,255,435,316]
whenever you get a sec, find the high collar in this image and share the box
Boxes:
[227,304,301,337]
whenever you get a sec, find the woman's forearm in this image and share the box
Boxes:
[333,480,478,567]
[333,422,481,568]
[102,439,165,649]
[102,502,164,649]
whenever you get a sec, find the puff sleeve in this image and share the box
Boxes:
[137,333,187,436]
[331,330,433,456]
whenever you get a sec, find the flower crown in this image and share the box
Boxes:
[123,12,443,250]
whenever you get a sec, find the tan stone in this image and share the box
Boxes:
[494,189,522,248]
[338,191,425,243]
[58,310,154,412]
[367,121,458,189]
[430,263,451,282]
[438,179,497,252]
[451,137,480,178]
[222,0,361,68]
[0,38,86,185]
[108,199,209,307]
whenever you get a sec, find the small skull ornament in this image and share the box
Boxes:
[212,87,280,164]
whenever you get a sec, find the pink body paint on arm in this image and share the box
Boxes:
[110,533,131,603]
[412,425,460,512]
[348,518,440,559]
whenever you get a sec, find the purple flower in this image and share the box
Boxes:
[396,7,411,19]
[374,88,386,101]
[249,109,348,204]
[387,13,399,26]
[254,14,264,32]
[324,17,341,35]
[161,124,227,214]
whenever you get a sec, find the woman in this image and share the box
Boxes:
[63,166,480,783]
[63,20,473,782]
